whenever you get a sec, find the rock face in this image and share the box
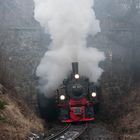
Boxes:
[93,1,140,139]
[0,0,50,100]
[0,0,35,27]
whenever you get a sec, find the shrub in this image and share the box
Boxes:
[0,99,7,110]
[0,115,7,122]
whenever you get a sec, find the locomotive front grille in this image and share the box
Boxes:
[75,107,81,114]
[73,107,84,115]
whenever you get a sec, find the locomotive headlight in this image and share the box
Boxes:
[91,92,96,97]
[60,95,66,100]
[74,74,80,79]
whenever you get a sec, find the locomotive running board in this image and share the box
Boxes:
[62,118,95,123]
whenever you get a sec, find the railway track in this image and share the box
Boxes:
[45,123,88,140]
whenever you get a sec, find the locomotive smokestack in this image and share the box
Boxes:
[72,62,79,74]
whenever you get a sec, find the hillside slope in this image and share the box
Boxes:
[0,84,44,140]
[116,86,140,139]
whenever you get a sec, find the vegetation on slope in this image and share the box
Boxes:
[0,84,44,140]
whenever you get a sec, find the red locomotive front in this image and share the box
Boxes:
[57,62,99,123]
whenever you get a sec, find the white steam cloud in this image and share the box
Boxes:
[34,0,105,96]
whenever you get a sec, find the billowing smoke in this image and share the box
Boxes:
[34,0,105,96]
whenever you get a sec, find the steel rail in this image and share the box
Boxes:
[45,124,71,140]
[75,123,88,139]
[49,123,88,140]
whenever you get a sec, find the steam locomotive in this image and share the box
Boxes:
[37,62,100,122]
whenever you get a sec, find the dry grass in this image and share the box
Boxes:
[113,86,140,139]
[0,93,44,140]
